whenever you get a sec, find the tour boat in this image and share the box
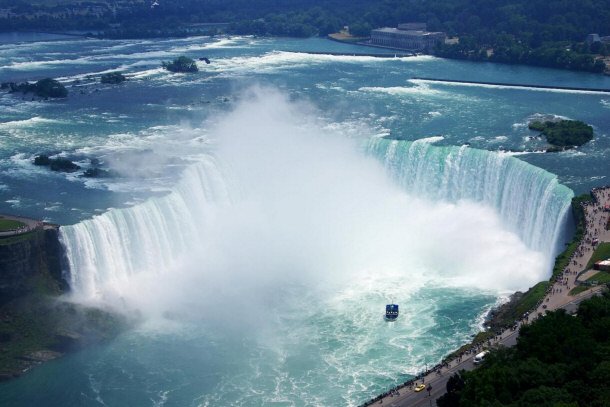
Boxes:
[385,304,399,321]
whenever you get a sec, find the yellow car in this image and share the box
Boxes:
[414,384,426,392]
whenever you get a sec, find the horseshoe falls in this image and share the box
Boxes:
[61,136,574,303]
[3,33,606,407]
[52,89,573,406]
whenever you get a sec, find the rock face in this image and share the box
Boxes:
[0,228,66,306]
[0,224,127,381]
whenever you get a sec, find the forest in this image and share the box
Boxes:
[436,291,610,407]
[1,0,609,72]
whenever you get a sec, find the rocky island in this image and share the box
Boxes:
[33,155,80,173]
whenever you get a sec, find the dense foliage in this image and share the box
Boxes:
[529,120,594,148]
[100,71,126,84]
[1,0,608,72]
[162,56,199,73]
[437,291,610,407]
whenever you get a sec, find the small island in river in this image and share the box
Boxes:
[100,72,127,84]
[162,56,199,73]
[1,78,68,99]
[528,119,594,152]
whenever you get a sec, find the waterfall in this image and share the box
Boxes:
[60,139,574,300]
[367,138,574,256]
[59,155,231,300]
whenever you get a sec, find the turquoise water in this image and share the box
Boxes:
[0,34,609,406]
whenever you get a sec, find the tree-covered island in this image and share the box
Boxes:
[100,71,127,84]
[162,56,199,73]
[529,120,594,151]
[0,78,68,99]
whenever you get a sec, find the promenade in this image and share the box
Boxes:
[362,186,610,407]
[0,214,44,238]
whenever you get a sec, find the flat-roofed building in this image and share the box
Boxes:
[371,25,446,52]
[397,22,427,31]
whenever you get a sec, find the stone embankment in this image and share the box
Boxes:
[361,186,610,407]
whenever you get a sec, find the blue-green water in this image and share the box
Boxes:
[0,34,609,406]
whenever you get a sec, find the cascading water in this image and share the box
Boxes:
[368,138,574,258]
[59,155,231,300]
[60,136,573,302]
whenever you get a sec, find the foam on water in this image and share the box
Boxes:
[209,51,424,76]
[359,85,445,97]
[0,116,61,129]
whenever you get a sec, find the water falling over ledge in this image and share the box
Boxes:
[59,89,574,307]
[367,138,574,259]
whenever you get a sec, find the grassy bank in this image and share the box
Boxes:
[0,219,25,232]
[552,193,591,279]
[586,242,610,268]
[0,231,39,246]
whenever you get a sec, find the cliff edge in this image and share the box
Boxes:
[0,218,126,381]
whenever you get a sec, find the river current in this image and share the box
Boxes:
[0,33,609,406]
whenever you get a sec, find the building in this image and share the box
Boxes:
[397,23,427,31]
[586,33,601,45]
[594,260,610,271]
[370,24,446,52]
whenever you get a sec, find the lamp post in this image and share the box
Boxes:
[427,385,433,407]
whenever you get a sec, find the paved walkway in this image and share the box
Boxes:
[576,187,610,281]
[363,186,610,407]
[0,214,44,237]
